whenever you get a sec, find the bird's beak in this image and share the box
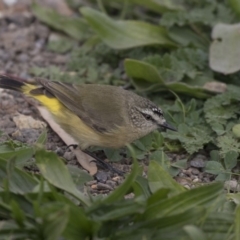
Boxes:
[160,122,177,131]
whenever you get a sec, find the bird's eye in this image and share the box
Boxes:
[144,114,153,121]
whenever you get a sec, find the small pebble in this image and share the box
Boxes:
[124,193,135,199]
[184,184,191,189]
[191,168,200,175]
[91,184,97,190]
[86,180,97,186]
[193,178,199,183]
[190,154,207,168]
[112,176,121,182]
[63,152,75,161]
[95,171,108,183]
[106,180,116,188]
[97,183,113,191]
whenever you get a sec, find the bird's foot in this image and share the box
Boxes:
[83,150,125,176]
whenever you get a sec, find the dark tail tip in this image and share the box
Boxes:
[0,74,26,92]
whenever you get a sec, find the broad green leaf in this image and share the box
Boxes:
[167,81,213,98]
[117,208,203,239]
[224,151,238,170]
[67,165,93,191]
[147,188,170,206]
[81,7,176,49]
[0,159,39,194]
[184,225,206,240]
[150,150,170,172]
[0,144,34,166]
[215,173,231,182]
[89,201,143,221]
[132,176,151,198]
[210,150,220,162]
[227,193,240,205]
[148,160,185,195]
[63,203,96,239]
[232,124,240,138]
[41,205,69,240]
[128,0,184,13]
[228,0,240,17]
[0,220,31,238]
[10,200,26,228]
[125,59,165,84]
[102,145,139,204]
[202,212,234,239]
[36,129,48,145]
[210,23,240,74]
[125,59,214,98]
[205,161,225,175]
[103,148,122,162]
[235,205,240,239]
[35,149,89,206]
[171,159,187,169]
[32,3,91,40]
[144,182,223,219]
[168,27,207,49]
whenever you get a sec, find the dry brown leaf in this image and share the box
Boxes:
[203,81,227,93]
[38,106,98,175]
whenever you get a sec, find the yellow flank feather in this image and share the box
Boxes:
[22,84,62,113]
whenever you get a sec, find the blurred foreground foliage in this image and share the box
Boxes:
[0,145,239,239]
[1,0,240,238]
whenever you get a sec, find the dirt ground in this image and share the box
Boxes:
[0,3,215,195]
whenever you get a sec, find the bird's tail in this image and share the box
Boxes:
[0,74,35,93]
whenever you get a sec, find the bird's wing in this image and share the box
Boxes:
[36,78,126,133]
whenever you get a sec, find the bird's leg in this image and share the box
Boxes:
[82,150,125,176]
[66,144,78,150]
[66,144,124,175]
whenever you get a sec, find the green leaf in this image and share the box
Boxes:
[132,176,151,198]
[67,165,93,191]
[10,200,26,228]
[125,59,214,98]
[81,7,176,49]
[144,182,223,219]
[228,0,240,17]
[235,205,240,240]
[102,145,139,204]
[89,201,143,222]
[210,150,220,162]
[168,27,207,49]
[32,3,91,40]
[0,159,39,194]
[103,148,122,162]
[217,133,240,156]
[232,124,240,138]
[171,159,187,169]
[63,204,96,239]
[36,129,48,145]
[150,150,176,175]
[184,225,206,240]
[165,123,213,154]
[205,161,224,175]
[120,208,203,239]
[125,59,165,84]
[35,149,89,206]
[128,0,184,13]
[224,151,238,170]
[148,161,185,195]
[42,204,69,240]
[210,23,240,74]
[0,144,34,166]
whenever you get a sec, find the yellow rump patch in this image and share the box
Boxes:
[22,84,62,113]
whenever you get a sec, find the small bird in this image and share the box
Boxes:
[0,74,176,150]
